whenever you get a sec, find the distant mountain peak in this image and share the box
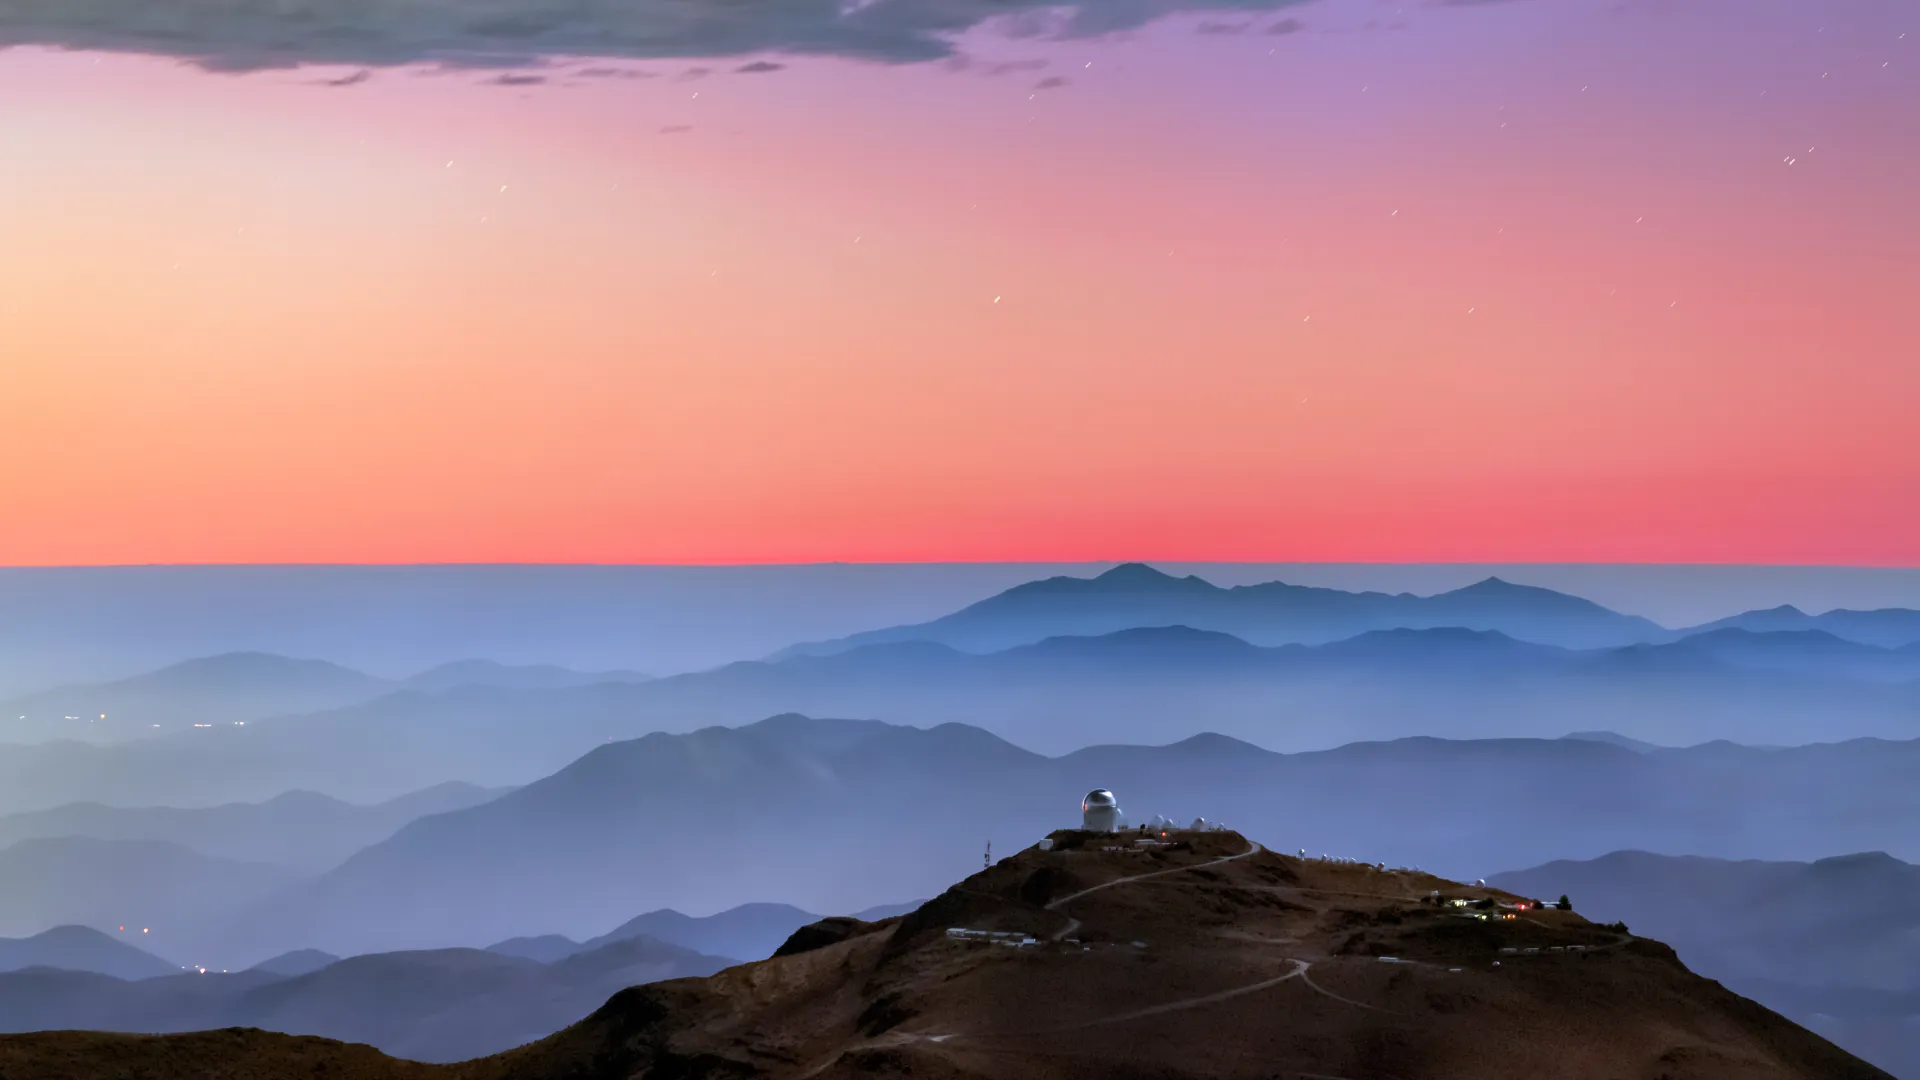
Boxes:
[1352,626,1519,643]
[1012,625,1263,658]
[1428,576,1634,620]
[250,948,341,976]
[0,924,182,980]
[737,712,891,737]
[1807,851,1909,875]
[769,561,1669,662]
[924,562,1223,602]
[20,925,118,945]
[1162,732,1271,756]
[1089,624,1250,644]
[171,652,361,674]
[1096,562,1172,581]
[1453,576,1547,596]
[1087,563,1215,591]
[1561,730,1666,753]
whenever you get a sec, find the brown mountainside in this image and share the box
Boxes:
[0,830,1890,1080]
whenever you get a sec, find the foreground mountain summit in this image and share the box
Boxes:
[0,828,1887,1080]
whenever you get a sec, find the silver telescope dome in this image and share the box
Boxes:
[1082,789,1117,810]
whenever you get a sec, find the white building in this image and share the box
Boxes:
[1082,789,1123,832]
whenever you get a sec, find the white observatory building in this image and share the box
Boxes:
[1082,789,1123,833]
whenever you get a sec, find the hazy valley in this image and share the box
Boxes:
[4,563,1919,1077]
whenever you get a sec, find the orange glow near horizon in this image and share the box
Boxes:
[3,0,1915,566]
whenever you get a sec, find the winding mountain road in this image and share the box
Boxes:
[1046,838,1264,941]
[801,840,1397,1079]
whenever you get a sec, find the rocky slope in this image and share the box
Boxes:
[0,830,1890,1080]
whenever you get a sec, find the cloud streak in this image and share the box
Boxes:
[316,68,373,87]
[0,0,1317,72]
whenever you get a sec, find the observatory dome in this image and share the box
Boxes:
[1082,789,1122,833]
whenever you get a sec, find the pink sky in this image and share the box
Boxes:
[1,0,1914,565]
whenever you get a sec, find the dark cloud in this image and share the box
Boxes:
[676,66,711,80]
[1033,75,1068,89]
[1196,20,1253,34]
[575,66,656,78]
[943,56,1049,75]
[489,72,547,85]
[0,0,1319,72]
[1267,17,1304,33]
[735,60,785,73]
[316,68,373,87]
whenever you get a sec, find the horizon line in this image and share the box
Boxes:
[6,559,1920,571]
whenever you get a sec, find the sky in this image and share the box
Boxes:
[1,0,1915,566]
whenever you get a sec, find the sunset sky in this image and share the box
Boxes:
[2,0,1914,566]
